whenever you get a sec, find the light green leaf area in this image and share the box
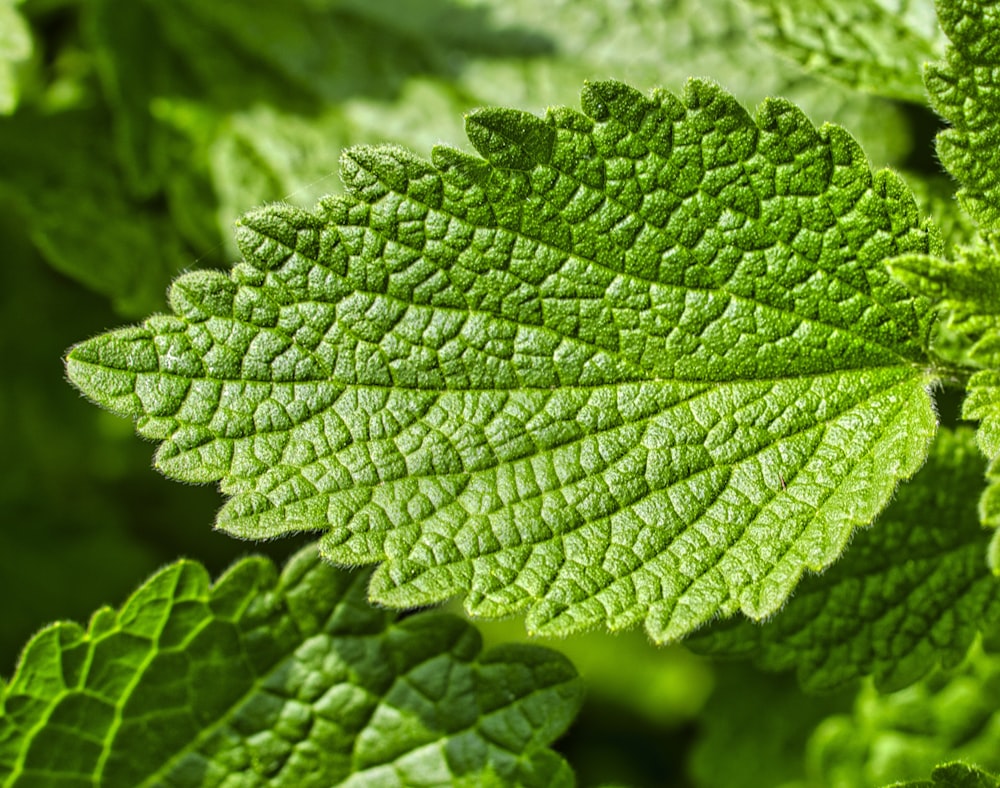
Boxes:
[925,0,1000,229]
[744,0,944,103]
[67,79,942,643]
[808,642,1000,787]
[887,762,1000,788]
[0,545,582,787]
[0,109,191,316]
[689,427,1000,693]
[0,0,31,115]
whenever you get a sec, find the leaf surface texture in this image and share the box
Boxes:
[67,79,942,641]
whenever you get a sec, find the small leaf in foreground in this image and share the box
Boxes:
[689,427,1000,693]
[0,546,582,786]
[67,79,942,643]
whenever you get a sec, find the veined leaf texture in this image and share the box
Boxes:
[67,79,942,642]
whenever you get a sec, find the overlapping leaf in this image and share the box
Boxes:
[690,428,1000,693]
[925,0,1000,229]
[745,0,944,103]
[67,79,942,643]
[0,545,582,786]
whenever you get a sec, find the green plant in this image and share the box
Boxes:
[7,0,1000,785]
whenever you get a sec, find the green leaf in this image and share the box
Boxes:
[887,762,1000,788]
[808,642,1000,787]
[0,545,582,786]
[925,0,1000,229]
[67,79,942,643]
[744,0,945,103]
[448,0,917,169]
[689,427,1000,693]
[0,0,31,114]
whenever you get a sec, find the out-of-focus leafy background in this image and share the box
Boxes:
[0,1,950,785]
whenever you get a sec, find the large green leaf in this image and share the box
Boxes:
[67,79,942,643]
[0,546,582,786]
[689,428,1000,693]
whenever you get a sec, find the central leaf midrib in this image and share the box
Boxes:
[230,371,920,527]
[134,357,922,392]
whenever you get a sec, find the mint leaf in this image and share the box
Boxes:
[809,642,1000,786]
[689,428,1000,693]
[0,545,582,786]
[67,79,942,642]
[745,0,944,103]
[925,0,1000,229]
[0,0,30,115]
[888,762,1000,788]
